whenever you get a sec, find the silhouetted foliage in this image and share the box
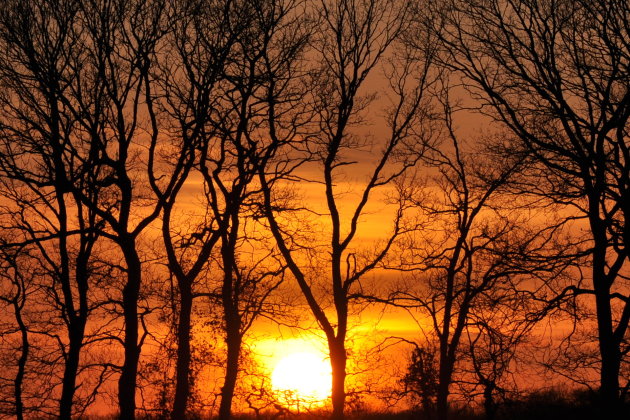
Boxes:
[402,346,439,417]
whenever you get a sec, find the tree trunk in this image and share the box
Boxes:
[171,281,193,420]
[13,299,28,420]
[329,340,346,420]
[595,286,621,418]
[59,319,87,419]
[118,243,142,420]
[436,355,453,420]
[590,208,622,417]
[483,383,496,420]
[218,314,242,420]
[218,209,242,420]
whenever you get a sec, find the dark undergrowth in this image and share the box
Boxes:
[84,388,630,420]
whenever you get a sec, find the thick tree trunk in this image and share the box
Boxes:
[329,340,346,420]
[118,244,142,420]
[436,353,453,420]
[595,286,621,418]
[590,209,622,417]
[171,281,193,420]
[483,383,496,420]
[59,320,86,419]
[436,378,449,420]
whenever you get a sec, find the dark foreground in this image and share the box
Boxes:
[86,388,630,420]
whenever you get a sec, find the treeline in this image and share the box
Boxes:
[0,0,627,419]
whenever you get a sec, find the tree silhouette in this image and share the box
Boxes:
[0,1,111,417]
[258,1,436,418]
[424,0,630,415]
[389,89,573,420]
[402,345,439,417]
[155,0,238,416]
[0,244,31,420]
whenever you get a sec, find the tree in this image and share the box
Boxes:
[258,1,435,417]
[0,244,31,420]
[0,0,194,417]
[208,1,310,417]
[61,1,190,417]
[402,345,439,417]
[155,1,238,417]
[0,1,110,417]
[425,0,630,415]
[391,92,572,420]
[156,1,309,418]
[0,239,67,420]
[461,287,535,420]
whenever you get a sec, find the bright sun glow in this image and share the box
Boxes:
[271,352,332,407]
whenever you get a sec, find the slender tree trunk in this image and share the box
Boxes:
[436,319,452,420]
[56,184,83,420]
[171,281,193,420]
[218,207,242,420]
[13,299,28,420]
[218,321,241,420]
[329,339,347,420]
[118,242,142,420]
[59,320,87,419]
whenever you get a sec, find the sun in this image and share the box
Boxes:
[271,352,332,407]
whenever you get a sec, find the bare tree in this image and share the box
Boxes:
[0,1,113,417]
[391,95,572,420]
[207,1,310,417]
[460,285,536,420]
[155,1,309,418]
[258,1,436,417]
[156,1,238,417]
[62,1,192,417]
[0,244,31,420]
[0,0,196,417]
[423,0,630,415]
[0,238,66,420]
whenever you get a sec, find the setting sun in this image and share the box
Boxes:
[271,352,332,407]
